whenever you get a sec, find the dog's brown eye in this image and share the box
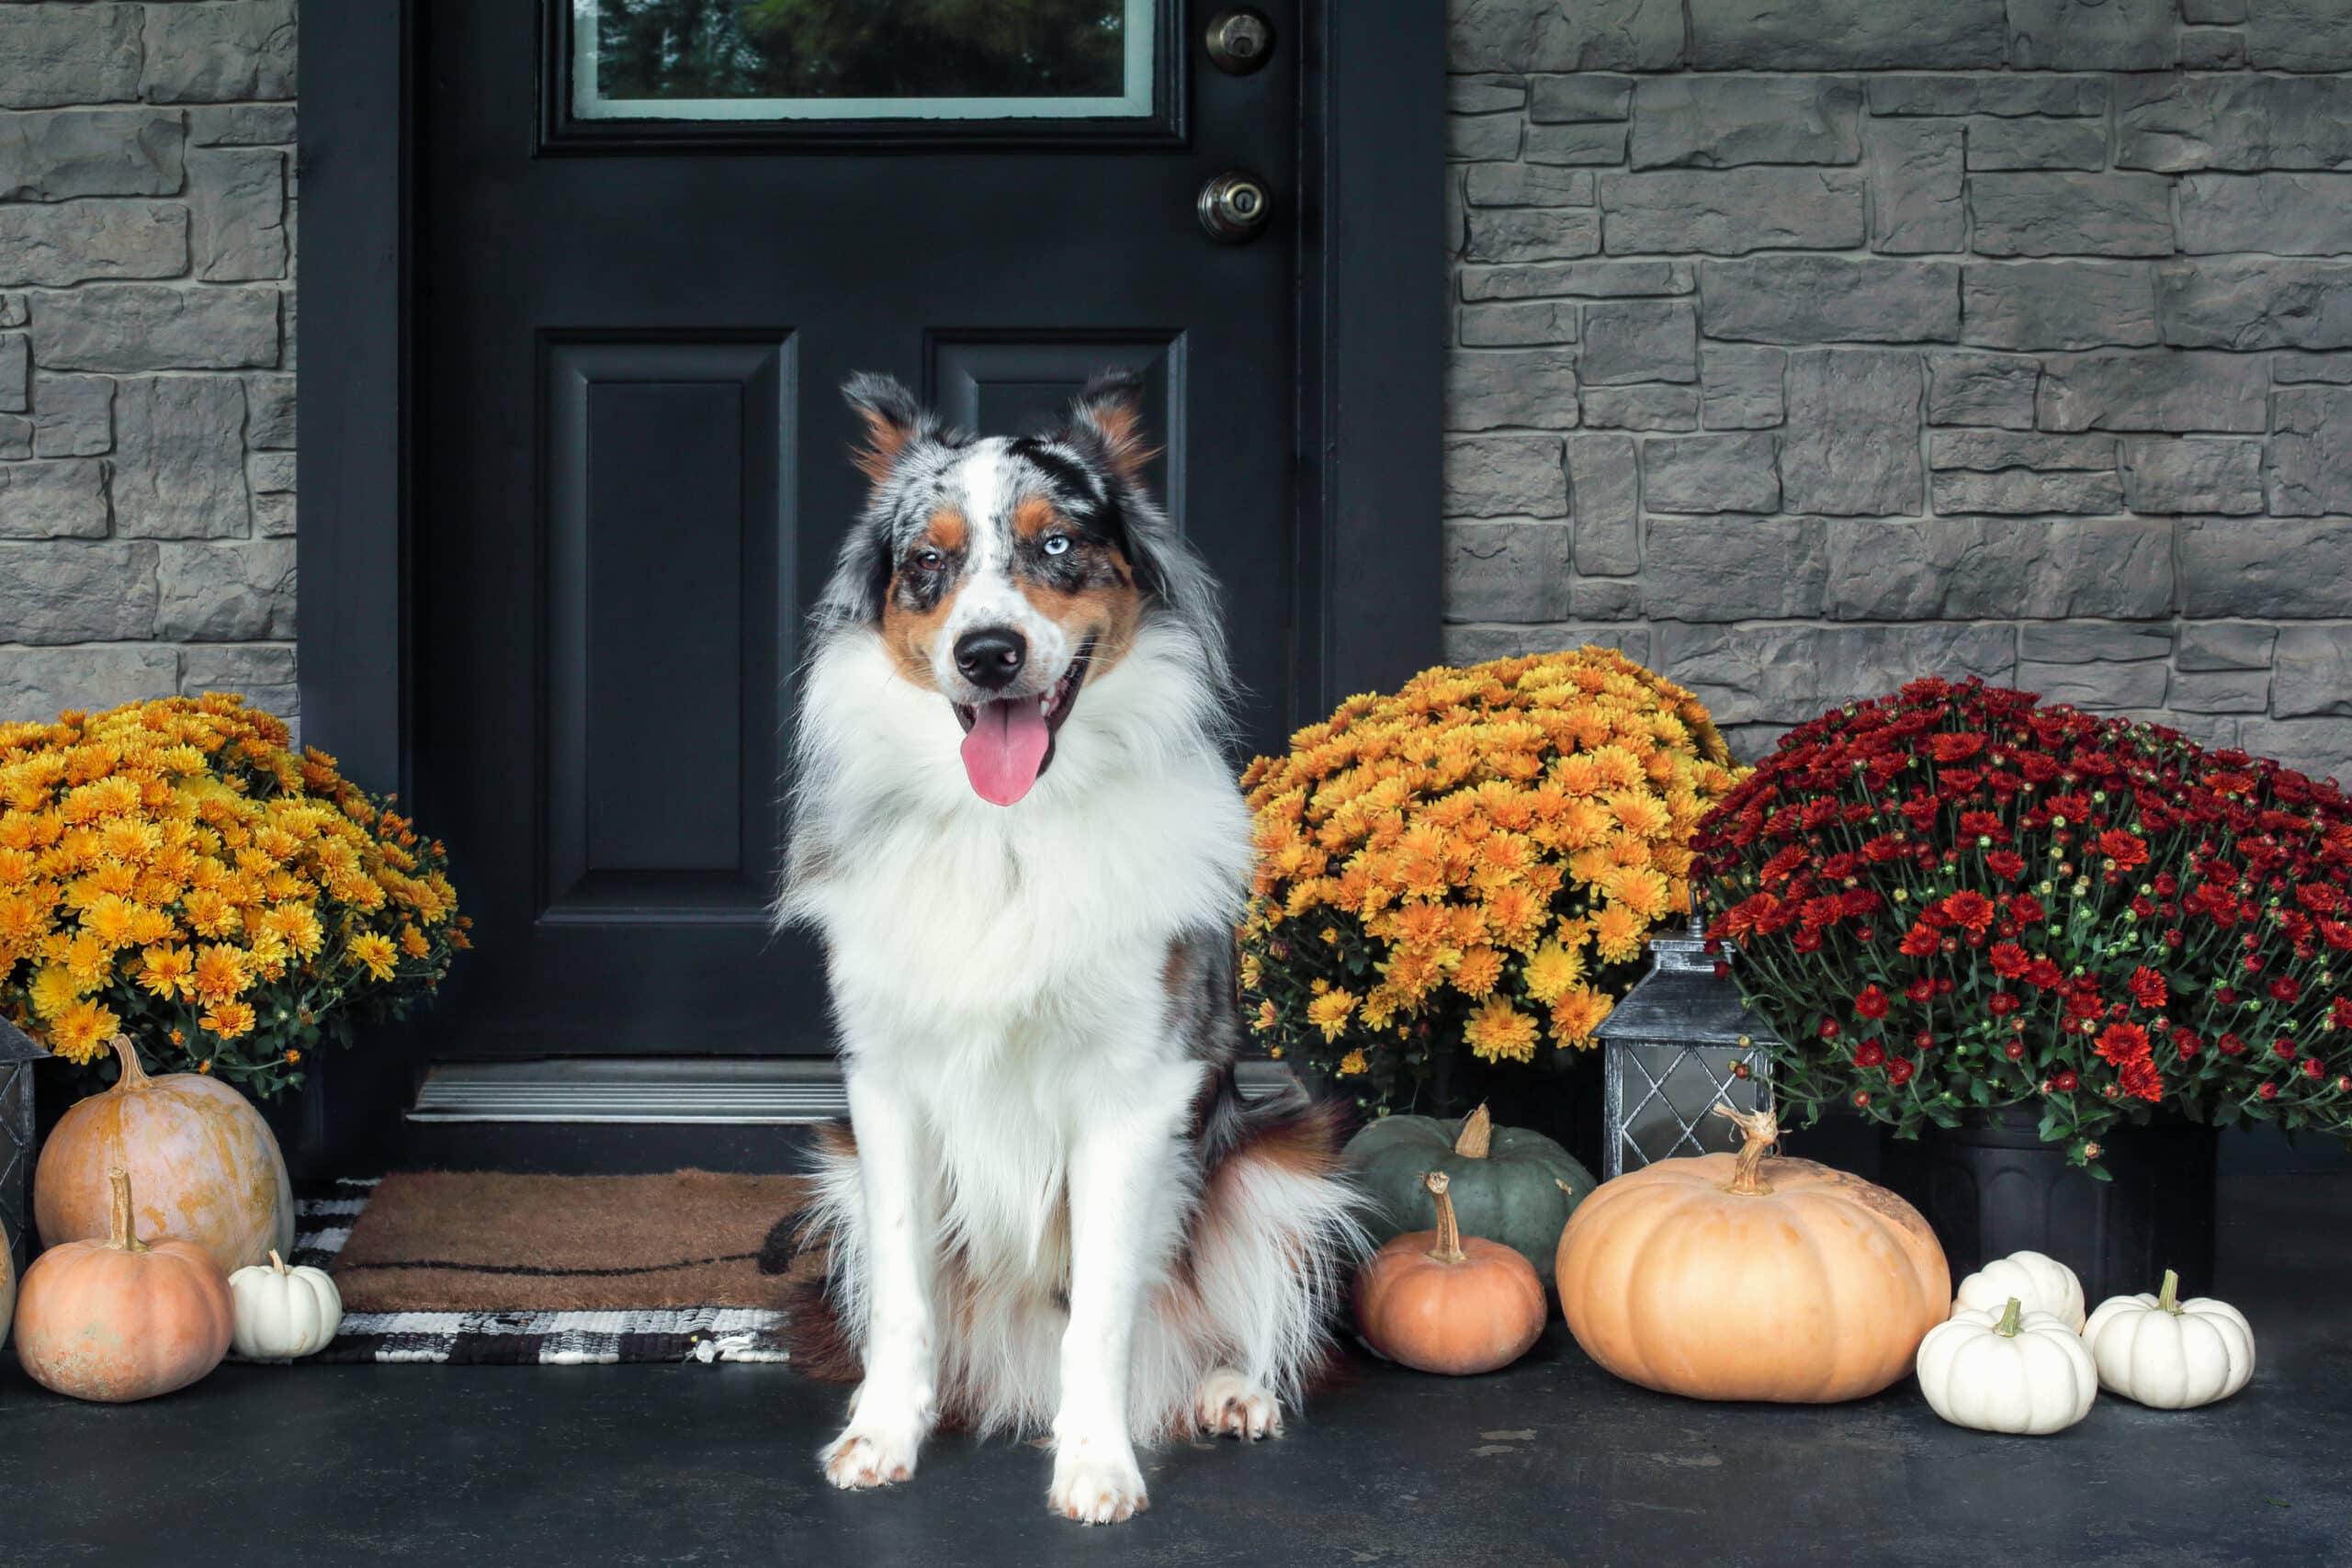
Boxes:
[914,549,944,571]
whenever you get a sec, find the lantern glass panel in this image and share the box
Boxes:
[1606,1040,1771,1178]
[2,1062,31,1275]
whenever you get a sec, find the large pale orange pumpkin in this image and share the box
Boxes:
[16,1168,235,1403]
[35,1035,293,1273]
[1354,1171,1547,1376]
[1556,1105,1949,1404]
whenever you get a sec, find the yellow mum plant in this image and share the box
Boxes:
[0,695,467,1098]
[1238,649,1742,1109]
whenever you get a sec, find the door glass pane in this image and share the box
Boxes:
[574,0,1156,121]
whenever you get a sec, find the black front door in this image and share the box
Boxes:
[413,2,1302,1057]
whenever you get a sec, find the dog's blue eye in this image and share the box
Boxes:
[1042,536,1071,557]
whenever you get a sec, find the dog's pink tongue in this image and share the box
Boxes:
[959,698,1050,807]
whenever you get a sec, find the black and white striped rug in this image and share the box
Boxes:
[242,1179,793,1367]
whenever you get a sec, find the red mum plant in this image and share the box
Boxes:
[1691,677,2352,1170]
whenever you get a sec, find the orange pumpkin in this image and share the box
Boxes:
[15,1168,235,1403]
[35,1035,293,1273]
[1556,1105,1950,1404]
[1354,1170,1547,1375]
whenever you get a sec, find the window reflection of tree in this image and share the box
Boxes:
[591,0,1129,101]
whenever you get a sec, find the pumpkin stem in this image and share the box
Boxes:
[269,1248,288,1274]
[1423,1171,1467,1266]
[2157,1269,2181,1314]
[107,1033,151,1091]
[105,1168,149,1254]
[1453,1103,1493,1159]
[1994,1297,2024,1337]
[1711,1101,1779,1197]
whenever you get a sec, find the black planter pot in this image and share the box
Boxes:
[1877,1105,2218,1304]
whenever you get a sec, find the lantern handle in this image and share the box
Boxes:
[1685,884,1704,941]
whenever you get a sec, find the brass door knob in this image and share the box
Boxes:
[1197,171,1273,243]
[1205,8,1276,74]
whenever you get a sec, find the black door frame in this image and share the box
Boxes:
[297,0,1442,803]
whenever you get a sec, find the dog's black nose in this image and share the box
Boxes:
[954,627,1027,690]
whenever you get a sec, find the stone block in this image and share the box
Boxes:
[2243,0,2352,70]
[1466,209,1601,264]
[2170,670,2271,714]
[1687,0,2007,69]
[1524,123,1630,166]
[0,541,159,642]
[1464,164,1596,208]
[188,148,287,283]
[1965,118,2109,172]
[1929,468,2124,514]
[1451,0,1685,72]
[0,296,22,329]
[1578,384,1699,431]
[1866,118,1964,254]
[2275,355,2352,386]
[1825,517,2173,619]
[1448,350,1580,431]
[1699,257,1959,344]
[1461,261,1694,300]
[253,490,296,538]
[1600,170,1866,255]
[2036,352,2267,433]
[1928,430,2116,470]
[155,539,297,639]
[1962,263,2158,351]
[0,108,185,202]
[2179,29,2246,69]
[1644,515,1825,619]
[141,2,298,103]
[0,457,109,539]
[2180,519,2352,617]
[1701,344,1785,430]
[2237,718,2352,782]
[1783,350,1923,514]
[111,377,253,539]
[1869,75,2108,118]
[0,201,187,287]
[1445,434,1566,518]
[2177,623,2276,671]
[1642,433,1781,514]
[1967,174,2175,258]
[0,416,27,461]
[243,373,294,448]
[0,6,143,109]
[188,104,299,147]
[1658,622,2017,727]
[2005,0,2177,70]
[1452,77,1523,116]
[28,285,279,372]
[179,643,298,717]
[2267,386,2352,517]
[2017,660,2169,710]
[1628,77,1862,170]
[2018,624,2173,663]
[0,645,183,723]
[1443,522,1573,622]
[2157,260,2352,351]
[2274,626,2352,717]
[30,373,114,458]
[1444,623,1654,665]
[2118,437,2265,515]
[1567,432,1639,574]
[2116,75,2352,173]
[2177,175,2352,256]
[1461,300,1579,347]
[1926,355,2039,428]
[0,333,22,412]
[2180,0,2245,21]
[1572,576,1643,620]
[1529,75,1632,122]
[1448,113,1522,164]
[1580,300,1696,385]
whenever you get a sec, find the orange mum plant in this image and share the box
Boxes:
[1238,649,1743,1109]
[0,695,467,1098]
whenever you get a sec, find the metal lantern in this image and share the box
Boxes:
[1595,912,1781,1179]
[0,1014,45,1277]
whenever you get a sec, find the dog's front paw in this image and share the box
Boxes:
[1193,1368,1283,1440]
[821,1424,921,1490]
[1048,1444,1148,1525]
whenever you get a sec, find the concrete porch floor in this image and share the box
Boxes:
[5,1174,2346,1568]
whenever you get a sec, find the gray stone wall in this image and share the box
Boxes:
[1445,0,2352,778]
[0,3,296,727]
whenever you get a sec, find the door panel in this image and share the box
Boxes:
[416,0,1298,1057]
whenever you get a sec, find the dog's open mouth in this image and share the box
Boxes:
[952,636,1095,807]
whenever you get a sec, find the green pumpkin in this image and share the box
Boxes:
[1345,1104,1597,1288]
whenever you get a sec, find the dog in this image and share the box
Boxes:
[773,370,1363,1524]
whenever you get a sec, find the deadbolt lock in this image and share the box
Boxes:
[1205,8,1275,74]
[1197,171,1273,243]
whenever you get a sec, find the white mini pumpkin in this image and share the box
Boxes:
[2083,1269,2254,1409]
[1916,1297,2098,1436]
[228,1248,343,1361]
[1951,1248,2085,1333]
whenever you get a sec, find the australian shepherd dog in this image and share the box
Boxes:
[774,370,1364,1523]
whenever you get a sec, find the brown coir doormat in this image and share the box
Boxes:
[331,1169,808,1314]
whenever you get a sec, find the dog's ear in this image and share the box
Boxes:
[843,372,933,488]
[1066,368,1158,489]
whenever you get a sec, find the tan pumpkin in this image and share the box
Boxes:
[15,1168,235,1403]
[1354,1171,1547,1376]
[35,1035,293,1274]
[1556,1104,1950,1404]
